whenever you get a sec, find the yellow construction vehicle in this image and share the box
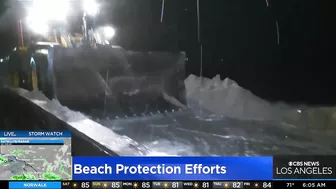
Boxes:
[7,0,187,118]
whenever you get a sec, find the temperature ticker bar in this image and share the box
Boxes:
[2,180,336,189]
[60,180,336,189]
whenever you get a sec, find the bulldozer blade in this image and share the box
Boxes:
[47,46,187,118]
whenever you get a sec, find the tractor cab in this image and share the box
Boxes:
[7,0,187,118]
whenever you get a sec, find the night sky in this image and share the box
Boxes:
[0,0,334,105]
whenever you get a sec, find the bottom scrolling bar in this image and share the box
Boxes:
[0,180,335,189]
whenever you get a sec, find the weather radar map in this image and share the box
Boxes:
[0,131,72,180]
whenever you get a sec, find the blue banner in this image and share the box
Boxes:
[0,131,71,138]
[0,139,64,144]
[9,182,61,189]
[72,157,273,180]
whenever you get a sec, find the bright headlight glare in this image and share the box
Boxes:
[104,26,115,39]
[29,23,49,35]
[83,0,99,16]
[28,0,69,22]
[50,1,69,21]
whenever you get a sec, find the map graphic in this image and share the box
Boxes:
[0,138,71,180]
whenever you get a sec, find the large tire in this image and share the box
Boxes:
[45,49,57,100]
[10,72,20,88]
[8,52,28,89]
[8,52,21,88]
[8,51,39,91]
[44,69,56,100]
[32,54,55,99]
[28,57,39,91]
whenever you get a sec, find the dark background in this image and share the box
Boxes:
[0,0,334,105]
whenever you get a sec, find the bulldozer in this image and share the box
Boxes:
[7,0,187,118]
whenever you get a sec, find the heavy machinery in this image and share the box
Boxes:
[7,0,187,118]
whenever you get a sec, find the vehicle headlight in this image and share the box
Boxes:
[103,26,115,39]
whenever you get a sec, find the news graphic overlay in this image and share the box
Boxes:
[72,156,273,180]
[63,180,271,189]
[0,131,72,180]
[273,156,336,180]
[4,180,336,189]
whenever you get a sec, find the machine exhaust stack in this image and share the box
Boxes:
[17,20,24,48]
